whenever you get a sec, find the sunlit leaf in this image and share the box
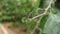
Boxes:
[43,14,60,34]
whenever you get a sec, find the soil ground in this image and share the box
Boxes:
[0,22,30,34]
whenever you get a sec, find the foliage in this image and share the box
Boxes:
[0,0,60,34]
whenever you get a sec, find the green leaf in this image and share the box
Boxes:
[43,14,60,34]
[39,15,48,29]
[42,0,51,8]
[32,0,41,8]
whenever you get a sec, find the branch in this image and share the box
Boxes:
[30,0,53,34]
[0,24,9,34]
[30,16,43,34]
[29,0,53,21]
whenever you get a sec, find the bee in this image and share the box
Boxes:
[29,11,34,18]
